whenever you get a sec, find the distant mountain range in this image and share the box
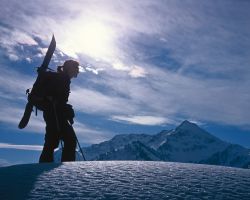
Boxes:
[81,120,250,169]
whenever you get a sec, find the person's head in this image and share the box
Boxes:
[60,60,80,79]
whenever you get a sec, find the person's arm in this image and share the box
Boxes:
[57,73,70,104]
[62,78,70,103]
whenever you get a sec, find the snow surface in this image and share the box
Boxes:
[0,161,249,200]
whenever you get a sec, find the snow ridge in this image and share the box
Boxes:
[0,161,250,199]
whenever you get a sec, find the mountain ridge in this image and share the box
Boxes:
[81,120,250,168]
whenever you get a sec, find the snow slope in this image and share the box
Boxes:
[0,161,249,200]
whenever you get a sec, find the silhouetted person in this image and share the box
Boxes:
[39,60,79,163]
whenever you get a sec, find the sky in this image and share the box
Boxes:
[0,0,250,166]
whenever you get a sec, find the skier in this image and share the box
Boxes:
[39,59,80,163]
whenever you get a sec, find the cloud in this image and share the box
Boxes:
[70,86,138,115]
[0,0,250,129]
[73,121,115,144]
[2,1,247,77]
[0,26,37,47]
[129,65,147,78]
[0,26,38,61]
[77,63,250,127]
[111,115,171,126]
[0,105,45,134]
[112,61,130,71]
[0,65,34,99]
[110,60,148,78]
[25,57,32,63]
[1,1,250,77]
[10,30,37,46]
[85,66,104,75]
[0,143,43,151]
[0,65,45,133]
[8,54,19,61]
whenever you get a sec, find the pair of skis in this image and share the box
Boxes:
[18,35,56,129]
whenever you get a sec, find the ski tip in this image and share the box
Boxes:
[52,34,56,44]
[18,117,29,129]
[18,121,26,129]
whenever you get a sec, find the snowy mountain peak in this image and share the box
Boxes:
[81,121,250,168]
[174,120,219,141]
[176,120,199,131]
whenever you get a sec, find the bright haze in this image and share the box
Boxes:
[0,0,249,165]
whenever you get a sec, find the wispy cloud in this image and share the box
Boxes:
[128,65,147,78]
[85,66,104,75]
[0,26,38,61]
[0,105,45,133]
[111,115,172,126]
[0,143,43,151]
[70,86,138,115]
[0,64,34,104]
[73,121,115,144]
[73,63,250,127]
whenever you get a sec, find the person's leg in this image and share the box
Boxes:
[39,132,59,163]
[39,137,58,163]
[39,110,60,163]
[61,122,76,162]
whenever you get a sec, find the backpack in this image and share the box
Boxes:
[28,71,56,111]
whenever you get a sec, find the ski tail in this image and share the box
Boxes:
[18,102,33,129]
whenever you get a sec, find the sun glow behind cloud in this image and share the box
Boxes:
[57,18,117,61]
